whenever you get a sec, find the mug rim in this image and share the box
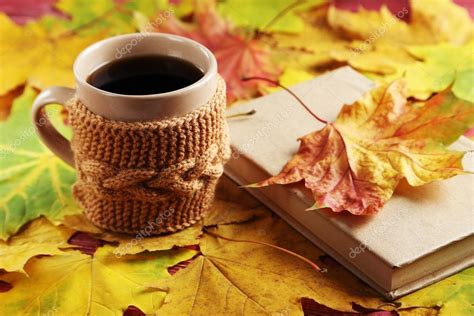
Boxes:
[73,33,217,100]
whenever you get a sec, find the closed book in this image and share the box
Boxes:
[225,67,474,299]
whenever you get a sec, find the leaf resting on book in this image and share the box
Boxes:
[251,80,474,215]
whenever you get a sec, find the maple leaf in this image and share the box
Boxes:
[409,0,474,45]
[398,267,474,315]
[217,0,325,33]
[327,6,416,45]
[272,23,347,86]
[55,0,139,34]
[328,41,474,140]
[121,0,168,18]
[0,87,80,240]
[68,231,111,255]
[0,245,197,315]
[153,0,280,102]
[329,41,416,78]
[0,13,105,96]
[325,0,474,103]
[63,213,203,255]
[327,0,473,46]
[203,199,267,226]
[269,4,349,84]
[0,217,74,274]
[329,41,474,102]
[271,0,470,92]
[153,216,437,314]
[252,81,473,215]
[405,43,474,102]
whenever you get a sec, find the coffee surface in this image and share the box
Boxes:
[87,55,204,95]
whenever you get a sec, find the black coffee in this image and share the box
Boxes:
[87,55,204,95]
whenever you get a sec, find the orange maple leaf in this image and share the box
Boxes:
[154,1,280,102]
[252,81,474,215]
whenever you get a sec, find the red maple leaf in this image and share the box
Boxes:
[154,1,280,103]
[0,0,66,24]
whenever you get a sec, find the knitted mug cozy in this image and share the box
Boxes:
[67,77,230,234]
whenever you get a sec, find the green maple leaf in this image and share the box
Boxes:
[55,0,137,35]
[406,43,474,102]
[217,0,326,33]
[399,267,474,315]
[0,87,80,240]
[329,41,473,103]
[123,0,169,18]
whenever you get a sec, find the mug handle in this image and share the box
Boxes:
[31,86,76,167]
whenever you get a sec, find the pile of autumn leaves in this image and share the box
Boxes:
[0,0,473,314]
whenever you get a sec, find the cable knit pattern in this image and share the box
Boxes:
[68,77,230,234]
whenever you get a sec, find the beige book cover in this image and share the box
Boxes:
[225,67,474,299]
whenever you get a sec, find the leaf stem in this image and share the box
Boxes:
[203,228,324,272]
[263,0,306,31]
[55,4,128,39]
[241,76,328,124]
[226,109,257,119]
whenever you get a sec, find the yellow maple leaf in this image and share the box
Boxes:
[410,0,474,45]
[154,216,386,314]
[203,199,268,226]
[66,214,203,256]
[0,245,197,315]
[327,0,473,46]
[327,6,417,45]
[325,0,474,101]
[272,6,348,77]
[153,216,441,314]
[329,41,415,77]
[0,217,73,274]
[0,13,105,96]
